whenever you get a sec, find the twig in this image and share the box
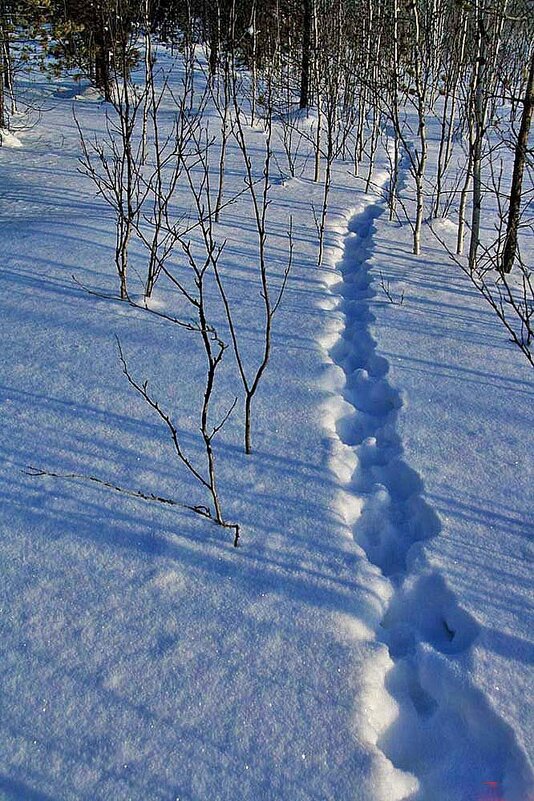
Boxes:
[24,466,240,547]
[24,466,211,517]
[379,270,405,305]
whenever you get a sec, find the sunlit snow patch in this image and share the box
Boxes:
[0,129,22,148]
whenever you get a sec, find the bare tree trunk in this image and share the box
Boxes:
[468,0,508,268]
[197,282,225,525]
[457,143,473,255]
[214,60,230,222]
[388,0,401,218]
[118,221,131,301]
[318,124,333,264]
[501,48,534,273]
[141,0,152,164]
[433,8,467,217]
[468,0,487,270]
[95,9,112,102]
[312,0,322,182]
[208,0,220,78]
[299,0,312,109]
[411,0,427,255]
[364,106,380,193]
[434,92,452,216]
[0,56,5,131]
[1,0,14,114]
[0,3,7,131]
[119,59,136,300]
[250,0,257,124]
[215,66,293,454]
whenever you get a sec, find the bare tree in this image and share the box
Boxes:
[116,313,239,543]
[28,310,241,546]
[432,204,533,367]
[135,46,209,299]
[215,66,294,454]
[409,0,430,255]
[467,0,490,269]
[432,2,469,218]
[212,51,232,223]
[313,0,345,264]
[76,28,146,300]
[142,124,241,539]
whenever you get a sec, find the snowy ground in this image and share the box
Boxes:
[0,51,532,801]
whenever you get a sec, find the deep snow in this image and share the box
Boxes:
[0,47,532,801]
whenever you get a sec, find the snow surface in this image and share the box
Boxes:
[0,129,23,149]
[0,49,532,801]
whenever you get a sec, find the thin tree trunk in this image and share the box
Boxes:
[468,1,486,270]
[244,394,252,455]
[365,107,380,193]
[433,9,468,217]
[501,49,534,273]
[312,0,321,182]
[208,1,220,77]
[457,146,473,255]
[215,61,230,222]
[250,1,257,124]
[0,57,5,131]
[411,0,427,255]
[198,294,224,524]
[0,4,6,131]
[141,0,152,164]
[388,0,401,217]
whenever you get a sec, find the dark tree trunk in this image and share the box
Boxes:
[3,19,11,91]
[208,1,219,76]
[94,11,112,101]
[501,49,534,274]
[299,0,312,109]
[0,55,5,130]
[0,1,6,130]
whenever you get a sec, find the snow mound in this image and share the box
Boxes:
[0,129,23,148]
[74,86,104,102]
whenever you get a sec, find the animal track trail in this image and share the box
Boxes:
[332,204,431,581]
[323,198,532,801]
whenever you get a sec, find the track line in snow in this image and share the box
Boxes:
[319,195,533,801]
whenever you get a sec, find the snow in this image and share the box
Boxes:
[0,128,23,148]
[0,48,532,801]
[73,86,104,102]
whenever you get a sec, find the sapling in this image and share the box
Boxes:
[76,34,145,301]
[216,64,294,454]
